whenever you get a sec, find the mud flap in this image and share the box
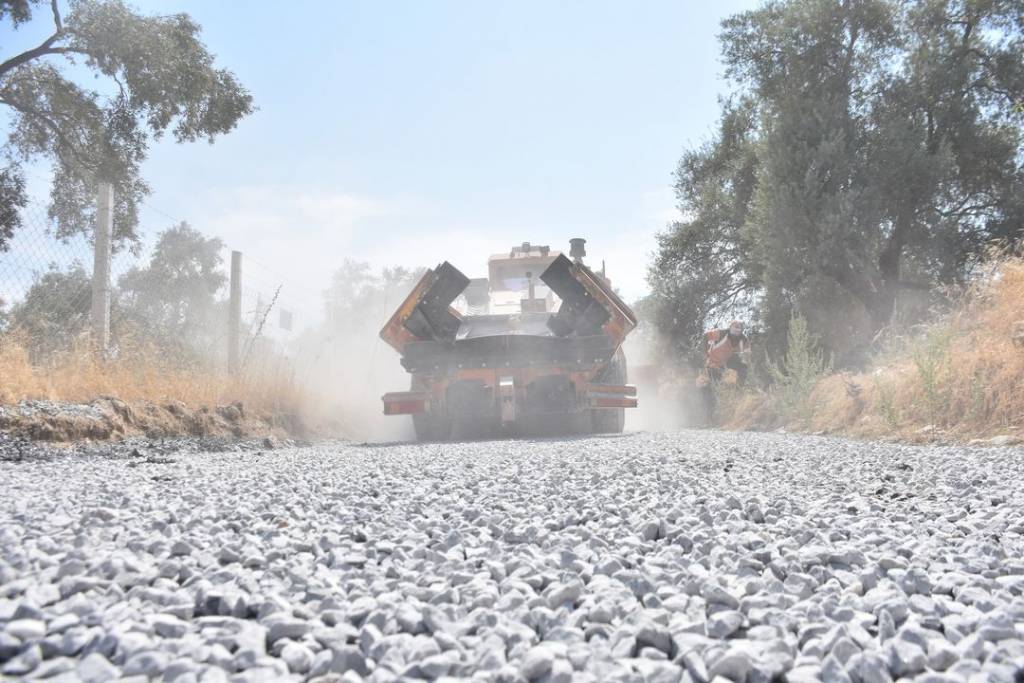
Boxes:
[382,391,429,415]
[585,383,638,409]
[499,376,516,425]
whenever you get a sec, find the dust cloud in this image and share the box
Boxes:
[622,330,702,433]
[283,267,700,442]
[285,269,421,443]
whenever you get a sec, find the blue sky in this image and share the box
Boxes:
[6,0,758,310]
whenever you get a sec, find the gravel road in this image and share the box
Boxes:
[2,430,1023,682]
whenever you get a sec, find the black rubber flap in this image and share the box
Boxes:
[540,254,610,337]
[403,261,470,343]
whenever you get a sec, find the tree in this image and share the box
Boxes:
[323,260,425,334]
[9,262,93,355]
[642,98,762,361]
[117,222,225,351]
[648,0,1024,366]
[0,0,253,250]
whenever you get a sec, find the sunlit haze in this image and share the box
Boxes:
[15,1,758,311]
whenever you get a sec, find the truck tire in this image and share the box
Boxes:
[590,350,627,434]
[411,376,451,442]
[413,413,452,442]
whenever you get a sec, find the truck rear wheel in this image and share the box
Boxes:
[413,413,452,442]
[590,350,627,434]
[411,376,451,442]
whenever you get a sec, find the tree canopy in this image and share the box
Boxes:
[9,262,92,355]
[647,0,1024,367]
[117,221,225,344]
[0,0,253,250]
[323,260,426,334]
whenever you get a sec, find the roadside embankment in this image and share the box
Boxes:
[0,337,317,442]
[0,398,305,443]
[718,252,1024,445]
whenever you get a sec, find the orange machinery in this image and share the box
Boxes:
[379,243,637,441]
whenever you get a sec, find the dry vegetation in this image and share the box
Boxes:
[720,251,1024,442]
[0,335,297,411]
[0,332,312,440]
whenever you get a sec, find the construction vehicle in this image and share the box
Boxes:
[379,239,638,441]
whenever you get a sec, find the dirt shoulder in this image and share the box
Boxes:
[0,397,309,443]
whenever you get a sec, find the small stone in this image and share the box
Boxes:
[0,632,20,660]
[708,650,751,682]
[636,620,672,655]
[520,645,555,680]
[680,649,708,682]
[956,633,985,660]
[267,618,311,643]
[546,581,582,608]
[2,643,41,676]
[6,618,45,641]
[151,614,189,639]
[831,637,860,665]
[280,641,313,674]
[851,651,892,683]
[639,519,663,541]
[76,652,120,683]
[549,658,574,683]
[47,613,80,634]
[977,612,1016,642]
[122,649,170,677]
[877,608,896,642]
[878,556,908,571]
[820,655,850,683]
[589,602,614,623]
[217,547,241,564]
[926,638,958,671]
[702,583,740,609]
[170,540,193,557]
[56,559,87,579]
[419,653,453,678]
[198,667,230,683]
[329,645,369,675]
[89,507,118,521]
[595,557,624,576]
[59,628,92,657]
[615,569,656,598]
[886,639,926,677]
[163,658,199,681]
[706,610,744,639]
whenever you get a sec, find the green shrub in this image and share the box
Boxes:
[874,378,900,429]
[911,324,951,424]
[765,313,833,426]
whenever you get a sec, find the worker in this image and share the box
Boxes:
[699,320,749,423]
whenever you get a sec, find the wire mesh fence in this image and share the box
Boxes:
[0,196,330,393]
[0,191,418,431]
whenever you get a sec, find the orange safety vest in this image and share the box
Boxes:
[705,329,744,369]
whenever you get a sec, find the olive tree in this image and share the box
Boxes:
[0,0,253,250]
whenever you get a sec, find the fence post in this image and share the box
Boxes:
[228,250,242,374]
[90,182,113,356]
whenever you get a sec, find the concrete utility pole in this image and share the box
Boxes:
[228,250,242,374]
[90,182,113,356]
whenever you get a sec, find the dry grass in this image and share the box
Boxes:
[0,331,305,419]
[720,251,1024,440]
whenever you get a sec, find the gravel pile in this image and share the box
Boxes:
[1,430,1023,682]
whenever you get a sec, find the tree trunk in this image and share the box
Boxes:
[873,212,909,332]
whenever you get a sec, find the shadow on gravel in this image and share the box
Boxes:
[353,431,634,449]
